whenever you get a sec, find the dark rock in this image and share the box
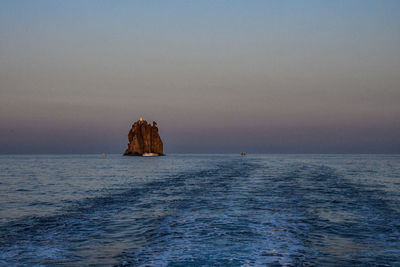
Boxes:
[123,117,164,156]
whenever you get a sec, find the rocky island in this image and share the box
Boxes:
[123,117,164,156]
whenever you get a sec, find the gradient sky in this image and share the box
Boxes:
[1,0,399,153]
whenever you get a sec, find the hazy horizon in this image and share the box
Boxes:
[1,0,399,154]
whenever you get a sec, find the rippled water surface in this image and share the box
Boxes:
[0,154,399,266]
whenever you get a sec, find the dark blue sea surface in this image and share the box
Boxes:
[0,154,399,266]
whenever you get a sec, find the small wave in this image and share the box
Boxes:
[1,155,399,266]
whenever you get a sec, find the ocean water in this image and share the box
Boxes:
[0,154,399,266]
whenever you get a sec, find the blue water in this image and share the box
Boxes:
[0,154,399,266]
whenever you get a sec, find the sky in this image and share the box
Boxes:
[0,0,399,154]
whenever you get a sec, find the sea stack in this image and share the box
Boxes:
[123,117,164,156]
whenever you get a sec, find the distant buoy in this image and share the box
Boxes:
[101,153,107,157]
[241,152,246,156]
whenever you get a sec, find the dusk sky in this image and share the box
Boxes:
[1,0,399,154]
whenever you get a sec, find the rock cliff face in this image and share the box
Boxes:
[123,118,164,156]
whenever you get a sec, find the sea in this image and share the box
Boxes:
[0,154,399,266]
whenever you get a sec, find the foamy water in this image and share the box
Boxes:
[0,154,399,266]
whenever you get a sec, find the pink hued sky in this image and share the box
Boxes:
[1,1,399,153]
